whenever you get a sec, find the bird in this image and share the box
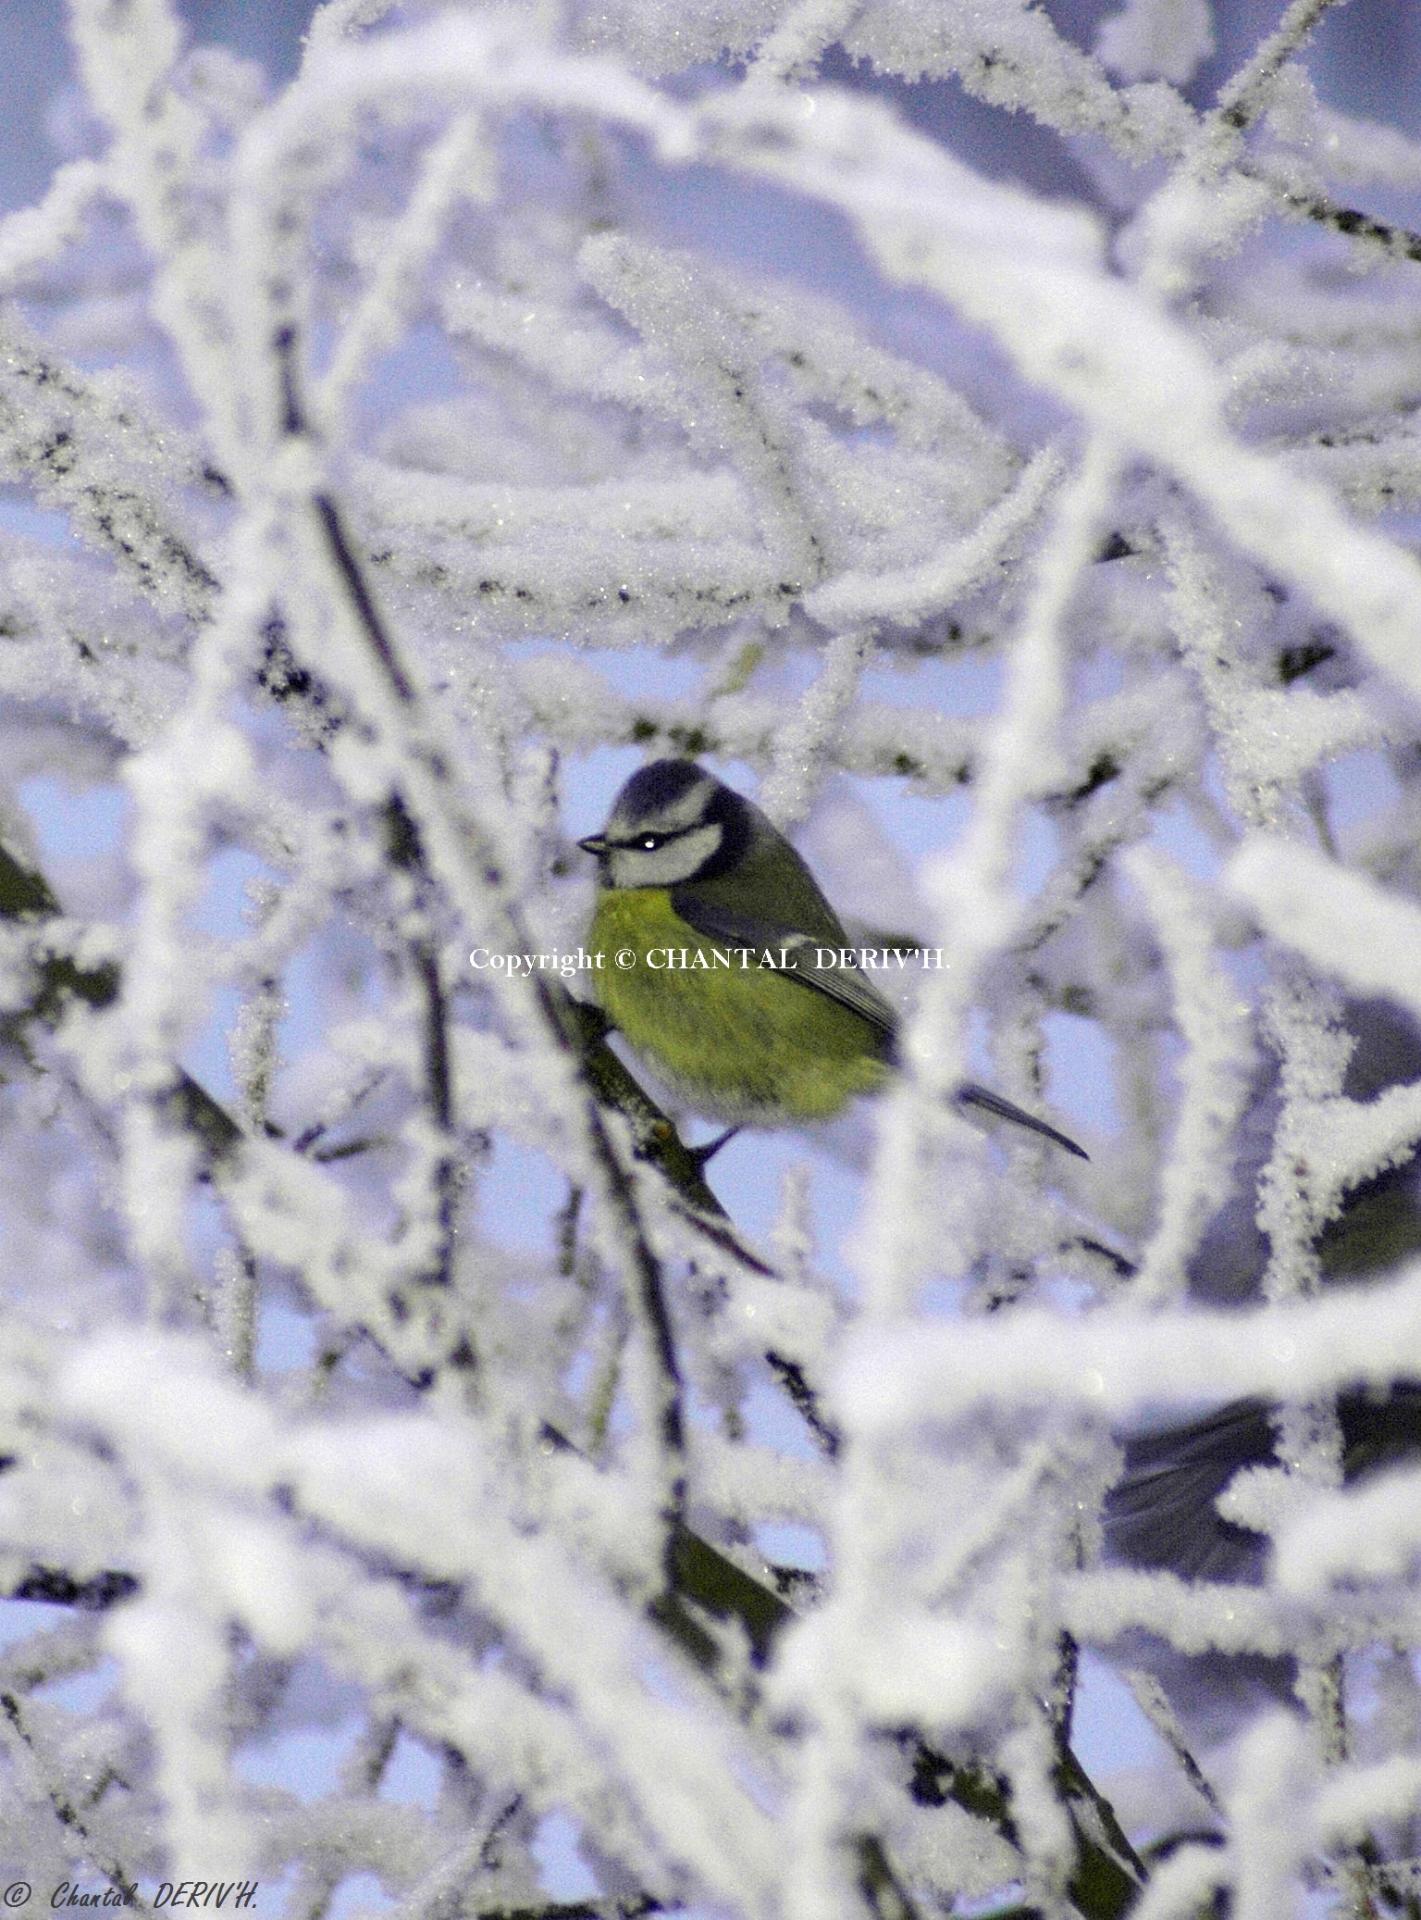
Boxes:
[1107,1384,1421,1582]
[577,757,1085,1158]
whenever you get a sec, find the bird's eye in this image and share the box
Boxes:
[638,833,665,851]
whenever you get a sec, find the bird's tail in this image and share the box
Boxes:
[956,1082,1088,1159]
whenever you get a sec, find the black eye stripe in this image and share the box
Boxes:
[609,825,696,851]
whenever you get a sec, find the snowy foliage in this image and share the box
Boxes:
[4,0,1421,1914]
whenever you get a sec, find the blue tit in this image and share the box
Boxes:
[578,758,1085,1157]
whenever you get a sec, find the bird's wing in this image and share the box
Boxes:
[672,891,1088,1157]
[669,890,898,1041]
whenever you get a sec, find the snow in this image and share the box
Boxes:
[5,0,1421,1909]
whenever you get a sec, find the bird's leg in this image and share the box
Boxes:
[690,1128,740,1168]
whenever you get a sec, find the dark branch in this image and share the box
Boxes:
[7,1566,139,1609]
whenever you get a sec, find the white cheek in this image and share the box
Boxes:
[609,823,722,888]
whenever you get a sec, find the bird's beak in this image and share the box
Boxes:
[578,834,610,856]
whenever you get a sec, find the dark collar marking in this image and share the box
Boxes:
[684,783,749,882]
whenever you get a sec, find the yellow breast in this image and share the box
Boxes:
[585,888,888,1124]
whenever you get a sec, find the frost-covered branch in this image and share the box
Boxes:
[4,0,1421,1910]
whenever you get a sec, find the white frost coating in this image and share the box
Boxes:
[318,111,493,426]
[1097,0,1215,86]
[1314,1756,1421,1837]
[839,0,1193,160]
[247,22,1421,689]
[107,1540,255,1881]
[0,160,109,288]
[115,513,270,1304]
[758,627,871,825]
[1228,837,1421,1016]
[1284,1082,1421,1225]
[1229,1713,1313,1920]
[1164,518,1386,808]
[777,1607,1014,1724]
[301,0,399,66]
[1237,685,1384,784]
[802,442,1064,629]
[1275,1466,1421,1594]
[841,1256,1421,1423]
[1303,100,1421,190]
[777,441,1122,1920]
[580,233,827,587]
[59,1331,280,1485]
[288,1421,785,1912]
[744,0,863,84]
[73,12,1421,692]
[0,307,219,624]
[605,93,1421,697]
[68,0,250,473]
[865,251,1421,697]
[8,0,1421,1909]
[1122,847,1254,1303]
[1128,1848,1229,1920]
